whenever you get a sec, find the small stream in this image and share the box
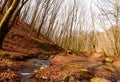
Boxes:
[20,58,50,82]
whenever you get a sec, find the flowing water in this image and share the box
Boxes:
[20,58,50,82]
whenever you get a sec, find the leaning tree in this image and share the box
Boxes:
[0,0,20,49]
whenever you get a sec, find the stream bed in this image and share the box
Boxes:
[20,58,50,82]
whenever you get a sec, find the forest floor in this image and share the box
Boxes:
[35,53,120,82]
[0,20,120,82]
[0,19,63,82]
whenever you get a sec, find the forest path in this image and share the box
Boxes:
[33,53,120,82]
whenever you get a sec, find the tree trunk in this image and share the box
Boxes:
[0,0,7,14]
[7,0,13,9]
[10,0,29,27]
[0,0,20,49]
[36,0,50,38]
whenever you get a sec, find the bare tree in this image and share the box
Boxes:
[0,0,7,14]
[0,0,20,49]
[36,0,51,37]
[97,0,120,55]
[10,0,29,27]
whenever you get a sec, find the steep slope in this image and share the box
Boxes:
[0,19,63,60]
[0,19,64,82]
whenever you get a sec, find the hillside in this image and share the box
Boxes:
[0,19,64,81]
[0,19,120,82]
[1,0,120,82]
[1,19,63,60]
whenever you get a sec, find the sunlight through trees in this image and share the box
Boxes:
[0,0,120,56]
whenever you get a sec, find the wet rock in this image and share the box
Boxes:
[42,76,48,80]
[40,66,46,70]
[80,69,89,73]
[90,77,111,82]
[34,69,39,73]
[104,58,114,63]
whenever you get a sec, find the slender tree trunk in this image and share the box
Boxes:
[36,0,50,38]
[21,0,31,20]
[7,0,13,9]
[114,0,119,55]
[0,0,20,49]
[29,0,41,36]
[0,0,7,14]
[10,0,29,27]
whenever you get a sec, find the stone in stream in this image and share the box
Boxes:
[34,70,39,73]
[90,77,111,82]
[104,57,114,63]
[80,69,89,73]
[40,66,46,70]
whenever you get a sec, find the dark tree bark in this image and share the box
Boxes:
[0,0,7,14]
[0,0,20,49]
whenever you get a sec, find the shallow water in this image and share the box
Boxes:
[20,58,50,82]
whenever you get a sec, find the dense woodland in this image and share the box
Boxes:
[0,0,120,82]
[0,0,120,56]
